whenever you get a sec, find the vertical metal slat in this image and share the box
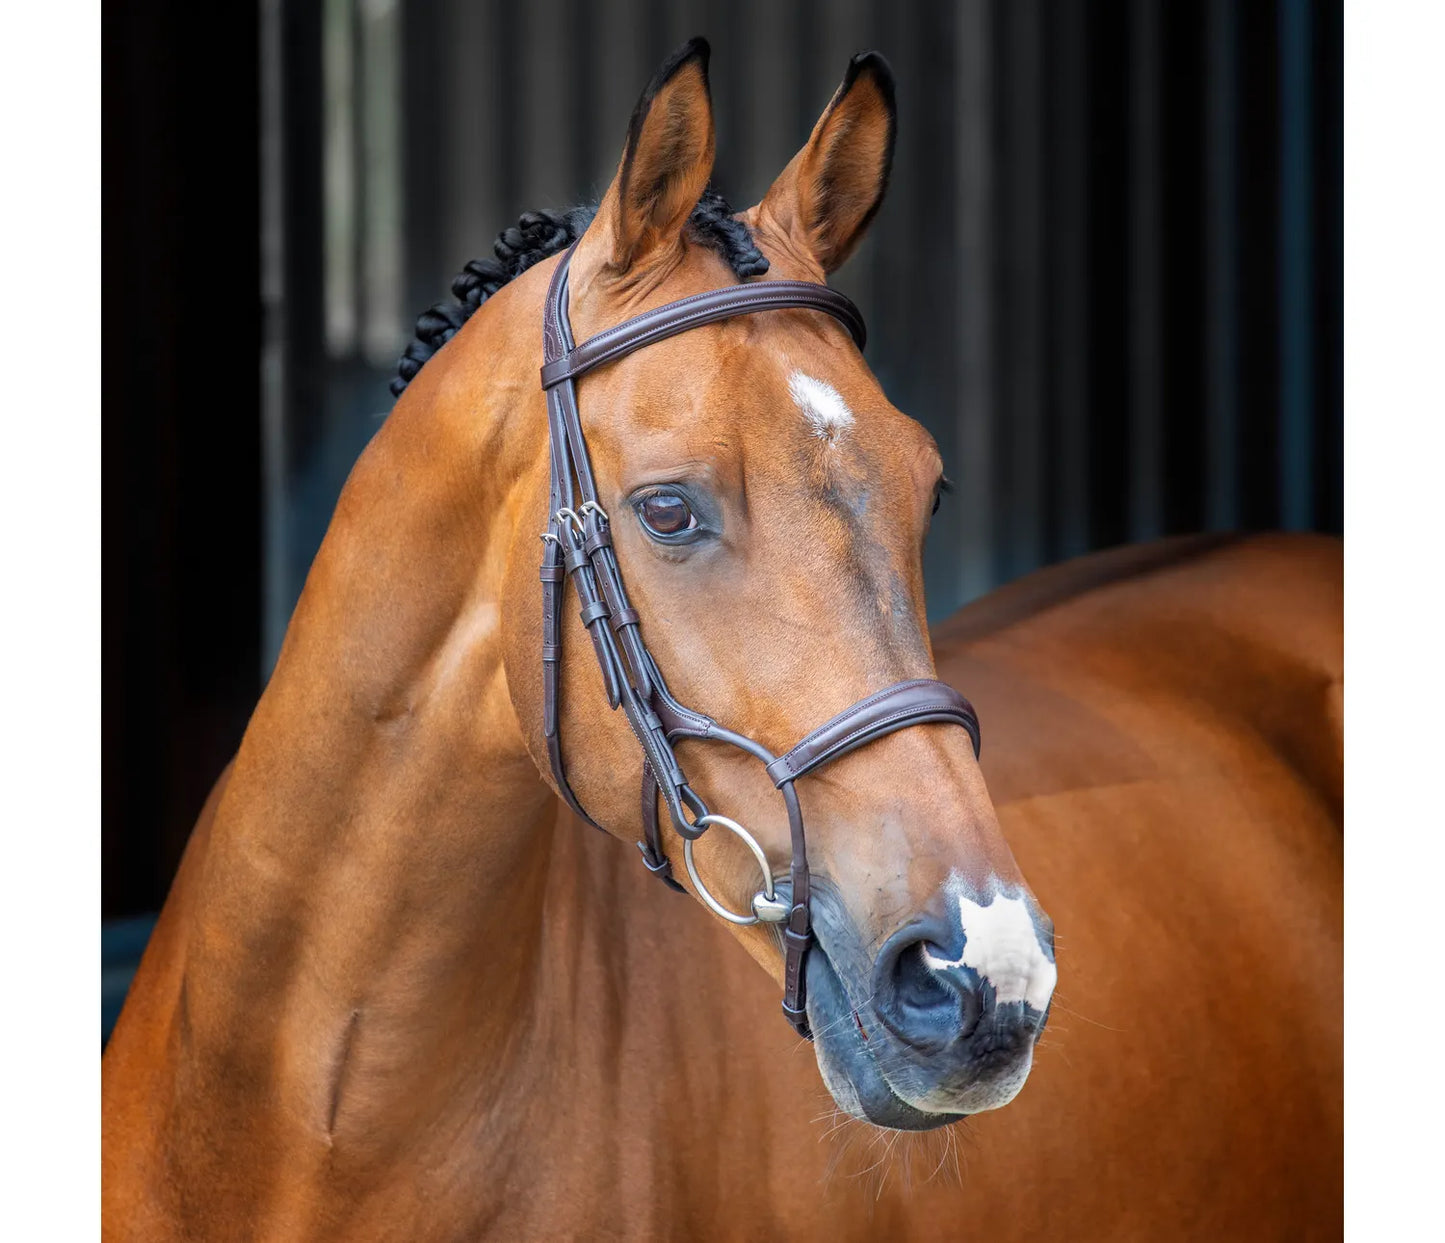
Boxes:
[1128,0,1164,541]
[1278,0,1314,530]
[996,0,1044,583]
[954,0,994,601]
[1050,0,1090,561]
[1205,0,1241,531]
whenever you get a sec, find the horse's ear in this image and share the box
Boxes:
[587,37,716,274]
[755,52,896,275]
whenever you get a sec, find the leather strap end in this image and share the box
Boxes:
[601,659,623,710]
[583,626,624,709]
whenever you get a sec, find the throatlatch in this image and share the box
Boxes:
[538,246,981,1039]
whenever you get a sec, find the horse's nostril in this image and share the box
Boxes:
[893,942,952,1011]
[876,936,986,1050]
[921,945,985,1040]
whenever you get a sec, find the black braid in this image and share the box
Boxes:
[391,187,769,398]
[686,186,769,279]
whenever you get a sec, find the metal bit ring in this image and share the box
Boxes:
[683,814,789,926]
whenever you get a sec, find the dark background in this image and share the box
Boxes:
[104,0,1341,937]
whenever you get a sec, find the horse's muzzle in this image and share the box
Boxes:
[807,881,1056,1127]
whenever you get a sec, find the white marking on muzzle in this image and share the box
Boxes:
[789,370,853,442]
[923,886,1057,1013]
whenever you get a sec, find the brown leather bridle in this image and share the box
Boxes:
[539,246,981,1039]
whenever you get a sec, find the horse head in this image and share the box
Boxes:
[492,40,1056,1129]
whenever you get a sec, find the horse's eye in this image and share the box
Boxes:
[637,493,697,539]
[931,474,953,517]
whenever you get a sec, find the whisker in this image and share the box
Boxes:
[1046,997,1124,1033]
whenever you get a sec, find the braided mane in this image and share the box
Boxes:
[391,186,768,398]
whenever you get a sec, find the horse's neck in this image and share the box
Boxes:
[176,279,570,1159]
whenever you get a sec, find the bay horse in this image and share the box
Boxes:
[103,40,1342,1240]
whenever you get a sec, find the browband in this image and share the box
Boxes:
[541,280,866,389]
